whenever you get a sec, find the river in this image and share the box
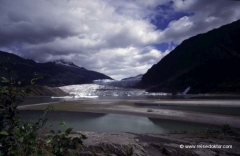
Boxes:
[19,94,240,134]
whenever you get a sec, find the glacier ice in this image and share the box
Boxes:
[57,83,169,99]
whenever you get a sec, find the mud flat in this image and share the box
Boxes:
[19,99,240,155]
[19,99,240,128]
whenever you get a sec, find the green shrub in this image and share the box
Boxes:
[0,62,86,156]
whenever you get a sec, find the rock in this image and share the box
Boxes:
[194,149,217,156]
[75,132,240,156]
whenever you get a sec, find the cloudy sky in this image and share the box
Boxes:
[0,0,240,79]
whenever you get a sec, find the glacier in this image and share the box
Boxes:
[57,82,169,99]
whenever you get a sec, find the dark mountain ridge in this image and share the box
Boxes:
[121,74,143,81]
[0,51,112,87]
[141,20,240,94]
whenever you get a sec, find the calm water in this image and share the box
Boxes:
[20,110,214,134]
[18,96,240,133]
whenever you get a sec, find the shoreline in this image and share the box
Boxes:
[18,99,240,155]
[71,131,240,156]
[18,101,60,109]
[19,99,240,129]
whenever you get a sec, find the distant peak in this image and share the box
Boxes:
[53,59,72,64]
[121,74,143,81]
[53,59,79,68]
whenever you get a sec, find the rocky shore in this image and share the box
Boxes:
[72,131,240,156]
[19,98,240,155]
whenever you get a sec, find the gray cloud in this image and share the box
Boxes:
[0,0,81,46]
[0,0,239,79]
[159,0,240,43]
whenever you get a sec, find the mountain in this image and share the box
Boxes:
[52,60,82,68]
[121,74,143,81]
[28,85,69,96]
[94,74,143,88]
[0,51,112,87]
[141,20,240,94]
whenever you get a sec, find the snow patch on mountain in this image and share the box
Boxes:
[53,59,82,68]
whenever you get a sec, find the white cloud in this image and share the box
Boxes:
[172,0,196,11]
[72,46,169,80]
[0,0,240,80]
[0,0,167,79]
[159,0,240,44]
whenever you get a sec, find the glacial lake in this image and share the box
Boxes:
[19,96,240,134]
[20,110,215,134]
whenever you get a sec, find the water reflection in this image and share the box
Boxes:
[148,118,211,133]
[20,110,213,134]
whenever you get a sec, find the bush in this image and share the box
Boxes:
[0,62,86,156]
